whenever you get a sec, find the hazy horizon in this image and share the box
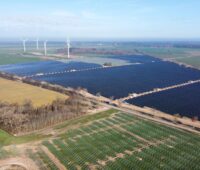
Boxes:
[1,38,200,42]
[0,0,200,39]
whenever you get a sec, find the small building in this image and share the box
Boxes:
[103,62,112,67]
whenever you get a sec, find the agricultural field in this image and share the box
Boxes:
[26,109,200,170]
[0,47,42,65]
[136,47,191,59]
[0,77,68,107]
[176,56,200,69]
[0,54,41,65]
[136,47,200,68]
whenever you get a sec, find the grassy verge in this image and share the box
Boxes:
[0,129,50,146]
[55,109,117,130]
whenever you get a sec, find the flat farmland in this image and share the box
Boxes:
[0,54,41,65]
[0,47,42,65]
[136,47,200,69]
[0,77,68,107]
[30,110,200,170]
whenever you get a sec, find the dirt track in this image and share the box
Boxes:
[0,157,38,170]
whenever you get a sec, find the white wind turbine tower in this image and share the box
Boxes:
[36,38,39,50]
[44,41,47,56]
[22,39,27,53]
[67,38,70,59]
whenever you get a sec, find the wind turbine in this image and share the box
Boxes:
[66,37,70,59]
[36,38,39,50]
[22,39,27,53]
[44,41,47,56]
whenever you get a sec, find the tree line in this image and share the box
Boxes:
[0,71,100,135]
[0,93,97,135]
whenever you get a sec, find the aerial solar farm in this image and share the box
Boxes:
[0,39,200,170]
[1,1,200,170]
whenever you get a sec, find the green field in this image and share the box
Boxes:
[0,54,41,65]
[136,47,190,59]
[135,47,200,68]
[0,128,52,146]
[176,56,200,68]
[0,47,42,65]
[28,109,200,170]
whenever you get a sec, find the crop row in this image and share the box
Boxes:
[42,112,200,169]
[28,149,58,170]
[64,112,136,138]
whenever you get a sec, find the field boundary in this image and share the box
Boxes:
[42,146,66,170]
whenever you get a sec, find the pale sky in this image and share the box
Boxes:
[0,0,200,40]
